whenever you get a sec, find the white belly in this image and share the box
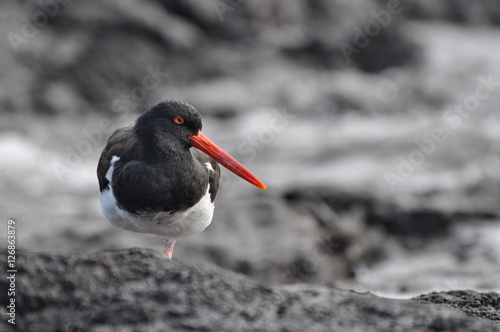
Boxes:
[100,185,214,237]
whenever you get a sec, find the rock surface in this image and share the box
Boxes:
[414,290,500,323]
[1,0,500,302]
[0,249,498,332]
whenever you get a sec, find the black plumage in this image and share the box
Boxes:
[98,100,220,214]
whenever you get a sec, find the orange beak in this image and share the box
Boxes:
[188,131,267,190]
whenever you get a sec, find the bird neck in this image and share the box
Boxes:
[134,127,189,161]
[148,139,192,165]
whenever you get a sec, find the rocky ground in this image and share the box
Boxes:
[0,0,499,329]
[0,249,499,332]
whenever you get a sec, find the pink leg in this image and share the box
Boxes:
[162,237,177,259]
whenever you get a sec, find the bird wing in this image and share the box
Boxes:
[97,124,136,192]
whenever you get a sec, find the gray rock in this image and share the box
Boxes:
[0,248,498,332]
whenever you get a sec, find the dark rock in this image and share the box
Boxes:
[368,208,453,239]
[403,0,500,25]
[284,186,499,241]
[414,290,500,322]
[346,20,419,73]
[0,248,498,332]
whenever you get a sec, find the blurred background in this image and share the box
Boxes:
[0,0,499,298]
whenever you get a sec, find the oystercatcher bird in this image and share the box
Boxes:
[97,100,266,259]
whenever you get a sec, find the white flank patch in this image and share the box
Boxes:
[101,156,128,225]
[105,156,121,182]
[205,162,215,172]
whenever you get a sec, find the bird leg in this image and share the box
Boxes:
[162,237,177,259]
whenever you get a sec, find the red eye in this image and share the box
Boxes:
[173,116,185,124]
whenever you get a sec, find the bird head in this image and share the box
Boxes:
[135,100,266,190]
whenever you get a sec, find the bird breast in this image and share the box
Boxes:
[100,155,215,237]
